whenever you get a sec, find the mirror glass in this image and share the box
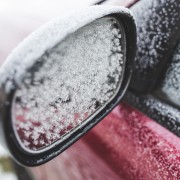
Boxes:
[12,17,126,152]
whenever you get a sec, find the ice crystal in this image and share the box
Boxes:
[12,17,125,151]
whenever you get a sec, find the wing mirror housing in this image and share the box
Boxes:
[0,6,136,166]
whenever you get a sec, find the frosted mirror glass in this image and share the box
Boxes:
[12,17,126,152]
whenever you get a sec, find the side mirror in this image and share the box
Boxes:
[0,6,136,166]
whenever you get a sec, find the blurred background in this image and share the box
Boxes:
[0,0,103,64]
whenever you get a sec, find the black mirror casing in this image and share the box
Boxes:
[0,6,136,166]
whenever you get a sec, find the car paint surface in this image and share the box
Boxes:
[30,103,180,179]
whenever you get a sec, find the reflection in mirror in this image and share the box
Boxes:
[12,17,126,152]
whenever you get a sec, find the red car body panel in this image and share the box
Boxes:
[31,104,180,180]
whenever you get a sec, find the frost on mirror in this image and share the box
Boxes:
[12,17,126,151]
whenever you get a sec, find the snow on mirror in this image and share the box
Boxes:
[12,17,126,152]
